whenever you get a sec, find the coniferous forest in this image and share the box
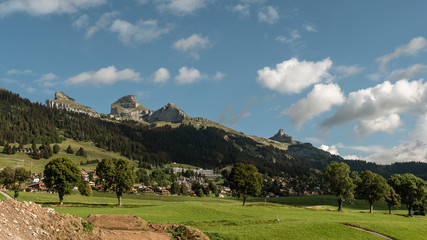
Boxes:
[1,89,426,180]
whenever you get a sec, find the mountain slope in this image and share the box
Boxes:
[1,88,427,179]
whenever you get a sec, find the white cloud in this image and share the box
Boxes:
[303,23,317,32]
[213,71,225,81]
[173,34,211,59]
[258,5,279,24]
[319,144,339,155]
[377,37,427,72]
[156,0,206,16]
[174,66,206,85]
[321,79,427,133]
[232,4,250,17]
[353,114,401,138]
[65,66,141,85]
[0,0,105,17]
[334,65,363,79]
[85,11,119,38]
[26,87,37,94]
[386,64,427,81]
[72,14,89,30]
[366,140,427,164]
[153,67,170,85]
[110,19,172,46]
[219,97,257,125]
[412,114,427,143]
[282,83,345,129]
[257,58,333,94]
[275,30,300,44]
[6,69,33,75]
[35,73,58,87]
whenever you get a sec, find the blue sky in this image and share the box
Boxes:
[1,0,427,164]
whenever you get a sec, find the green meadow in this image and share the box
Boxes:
[9,191,427,240]
[0,139,130,173]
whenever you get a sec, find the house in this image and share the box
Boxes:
[25,182,47,192]
[161,189,170,195]
[141,187,154,193]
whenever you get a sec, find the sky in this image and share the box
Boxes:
[1,0,427,165]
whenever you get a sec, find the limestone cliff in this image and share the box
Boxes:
[110,96,189,123]
[269,129,301,144]
[46,91,100,118]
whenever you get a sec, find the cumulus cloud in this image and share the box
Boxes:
[365,140,427,164]
[257,58,333,94]
[173,34,211,59]
[35,73,58,87]
[110,19,172,46]
[153,67,170,85]
[319,144,339,155]
[156,0,206,16]
[213,71,225,81]
[376,37,427,72]
[0,0,105,17]
[386,64,427,81]
[231,0,265,17]
[353,114,402,138]
[85,11,119,38]
[275,30,300,44]
[334,65,363,79]
[65,66,141,85]
[174,66,206,85]
[282,83,345,129]
[321,79,427,130]
[303,23,317,32]
[258,6,279,24]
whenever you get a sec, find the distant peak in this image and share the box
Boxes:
[270,129,300,144]
[55,91,75,102]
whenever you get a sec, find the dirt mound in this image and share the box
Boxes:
[0,199,209,240]
[0,199,97,240]
[87,214,210,240]
[87,214,149,231]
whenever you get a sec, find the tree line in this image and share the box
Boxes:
[323,161,426,215]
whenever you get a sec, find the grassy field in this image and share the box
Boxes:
[0,139,131,173]
[11,191,427,240]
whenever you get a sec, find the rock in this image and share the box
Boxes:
[269,129,301,144]
[46,91,100,118]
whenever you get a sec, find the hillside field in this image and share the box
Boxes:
[9,191,427,240]
[0,139,131,173]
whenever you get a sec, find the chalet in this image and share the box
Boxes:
[25,182,47,192]
[161,189,170,195]
[141,187,154,193]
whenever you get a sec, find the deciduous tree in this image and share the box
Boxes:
[384,185,401,214]
[323,161,355,211]
[0,166,31,199]
[228,163,262,206]
[43,157,80,205]
[96,159,134,206]
[355,170,388,213]
[388,173,426,216]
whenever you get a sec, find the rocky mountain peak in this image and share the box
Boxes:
[269,129,300,144]
[46,91,99,118]
[55,91,75,102]
[111,95,149,115]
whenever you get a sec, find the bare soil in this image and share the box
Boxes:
[0,199,209,240]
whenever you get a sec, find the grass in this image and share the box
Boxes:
[12,191,427,240]
[0,139,131,173]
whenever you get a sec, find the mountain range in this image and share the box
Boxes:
[1,89,426,179]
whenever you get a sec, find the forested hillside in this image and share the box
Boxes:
[1,89,427,179]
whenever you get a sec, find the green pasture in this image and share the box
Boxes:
[0,139,130,173]
[10,191,427,240]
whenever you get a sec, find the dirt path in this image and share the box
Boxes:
[0,190,12,199]
[347,225,398,240]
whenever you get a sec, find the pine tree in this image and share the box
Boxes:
[66,145,74,154]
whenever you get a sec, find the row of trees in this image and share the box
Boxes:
[323,161,426,215]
